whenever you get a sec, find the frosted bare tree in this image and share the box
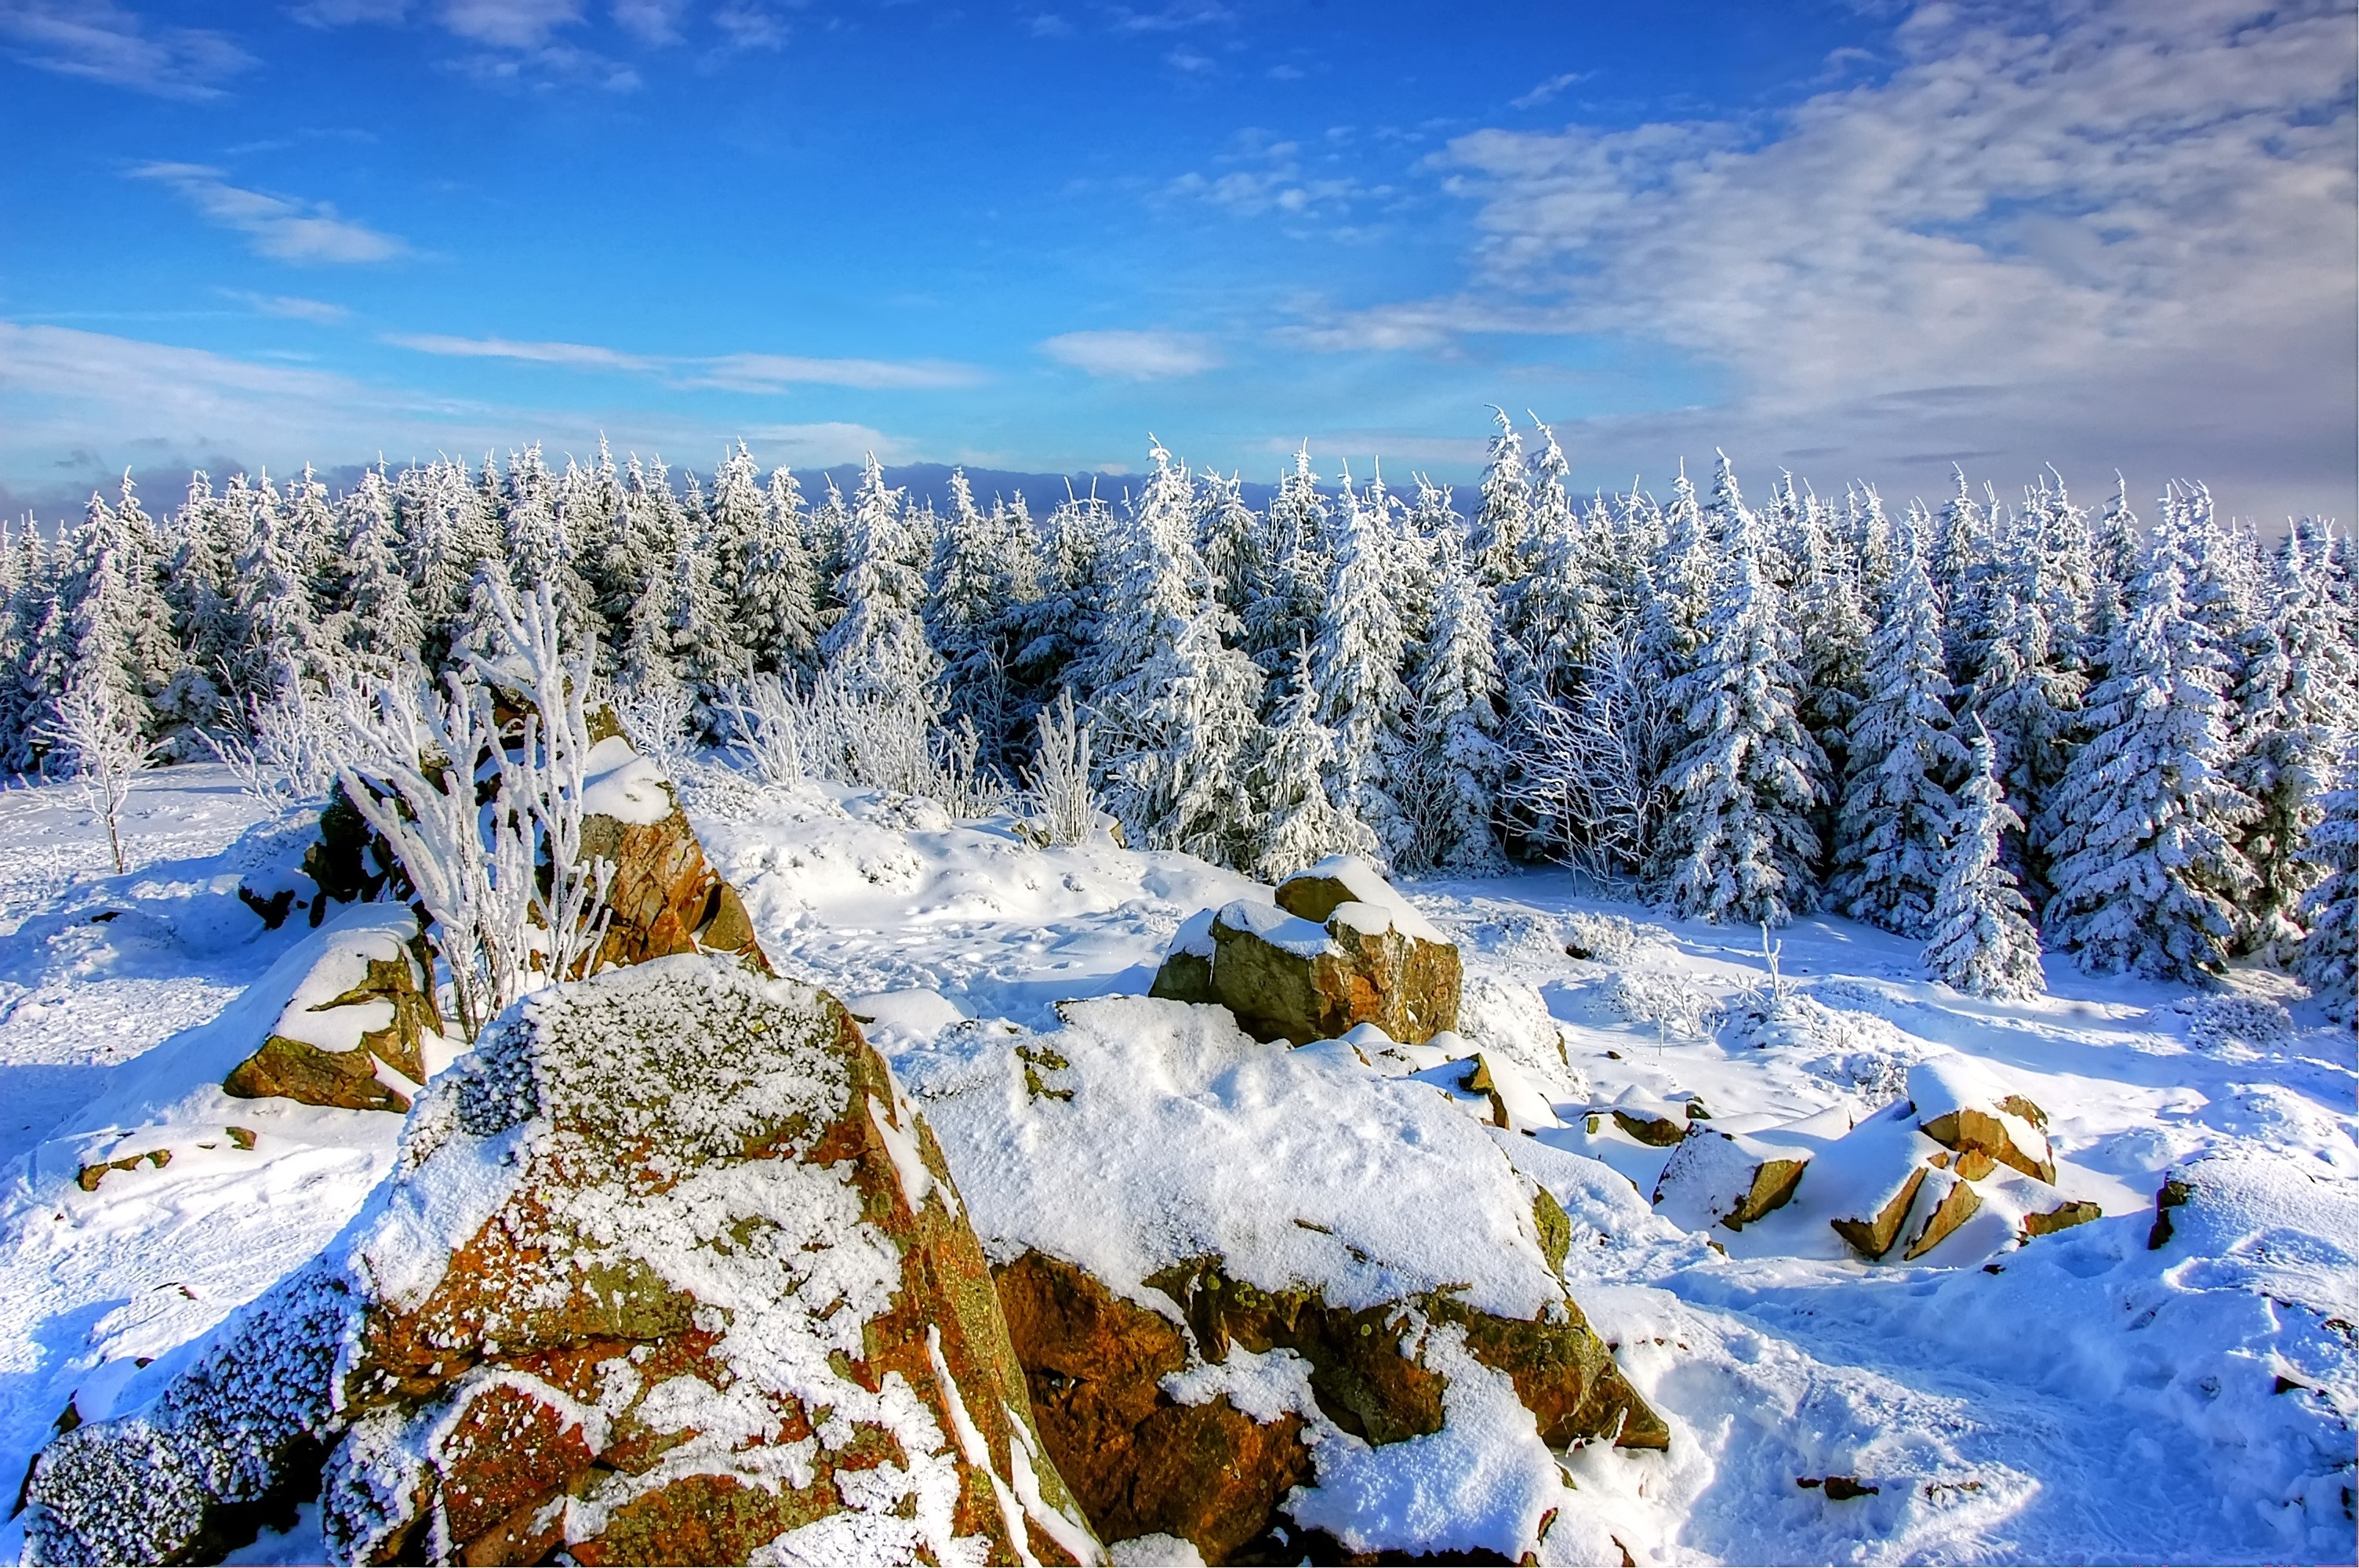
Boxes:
[203,675,356,807]
[1507,629,1678,881]
[40,684,156,875]
[334,579,613,1038]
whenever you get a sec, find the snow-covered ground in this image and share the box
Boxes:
[0,764,2352,1563]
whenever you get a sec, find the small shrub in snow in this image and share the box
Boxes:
[1560,910,1674,964]
[1595,967,1723,1039]
[1020,690,1099,847]
[2162,993,2297,1057]
[614,677,701,782]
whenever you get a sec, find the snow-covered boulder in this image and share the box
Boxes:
[577,733,770,974]
[1652,1127,1810,1232]
[19,957,1094,1567]
[1149,856,1460,1047]
[220,906,444,1114]
[1908,1055,2056,1183]
[926,995,1664,1565]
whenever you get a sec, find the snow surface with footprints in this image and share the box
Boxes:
[0,763,2352,1563]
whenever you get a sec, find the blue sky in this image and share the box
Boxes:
[2,0,2353,524]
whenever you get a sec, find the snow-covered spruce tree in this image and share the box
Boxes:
[1081,444,1264,862]
[1198,470,1270,621]
[2088,472,2141,659]
[1311,467,1415,861]
[2043,543,2255,981]
[929,468,1017,742]
[1830,513,1969,936]
[1254,639,1377,880]
[1922,720,2045,999]
[2230,528,2359,953]
[154,471,240,741]
[667,514,754,719]
[1400,534,1506,873]
[1248,445,1329,677]
[46,485,172,738]
[1968,507,2085,899]
[1000,490,1103,708]
[1500,421,1605,801]
[231,470,325,695]
[336,464,424,669]
[2295,738,2357,1025]
[1933,467,1991,680]
[704,442,767,610]
[0,524,52,768]
[1470,406,1532,589]
[738,464,820,677]
[1790,488,1870,868]
[821,454,941,712]
[1653,499,1826,926]
[1638,462,1717,706]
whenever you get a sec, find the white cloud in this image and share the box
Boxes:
[387,332,652,369]
[1508,71,1588,111]
[386,332,983,390]
[439,0,580,47]
[711,4,784,49]
[228,292,352,323]
[1302,0,2355,518]
[1040,329,1219,379]
[740,422,910,466]
[694,354,983,391]
[0,0,253,100]
[1165,130,1379,221]
[131,164,408,264]
[611,0,685,45]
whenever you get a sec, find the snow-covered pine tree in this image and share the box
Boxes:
[231,470,323,695]
[1310,466,1415,861]
[705,443,767,612]
[821,455,940,711]
[1253,638,1378,880]
[1639,462,1716,705]
[1790,487,1870,868]
[1935,470,1994,688]
[337,463,423,669]
[2088,472,2141,660]
[1922,720,2046,1000]
[1400,533,1506,873]
[1470,406,1532,588]
[1000,488,1104,709]
[1654,492,1826,926]
[1967,506,2085,899]
[2043,543,2255,980]
[928,468,1015,739]
[1248,445,1329,677]
[36,489,165,746]
[1501,420,1602,785]
[1830,511,1969,936]
[1198,470,1269,620]
[2295,737,2357,1025]
[154,471,240,739]
[667,513,754,719]
[2229,528,2358,953]
[738,465,820,677]
[0,524,60,769]
[1082,444,1263,862]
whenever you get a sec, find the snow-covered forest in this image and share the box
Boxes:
[5,413,2353,1008]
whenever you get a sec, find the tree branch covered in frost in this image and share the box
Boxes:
[38,684,155,874]
[1020,690,1099,845]
[1506,630,1676,881]
[333,579,612,1038]
[713,669,1009,818]
[614,678,700,783]
[474,580,616,993]
[202,675,355,808]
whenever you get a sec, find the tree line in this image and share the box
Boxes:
[2,412,2352,1009]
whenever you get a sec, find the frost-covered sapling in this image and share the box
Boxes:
[38,682,155,873]
[1021,689,1099,846]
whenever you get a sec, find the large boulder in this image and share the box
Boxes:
[221,906,445,1114]
[927,996,1666,1564]
[1908,1055,2055,1183]
[20,957,1096,1566]
[578,734,770,974]
[1150,856,1459,1047]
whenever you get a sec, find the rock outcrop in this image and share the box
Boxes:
[1652,1127,1810,1231]
[221,906,443,1113]
[1150,856,1459,1046]
[1909,1056,2056,1183]
[22,957,1096,1566]
[925,995,1667,1564]
[577,735,769,974]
